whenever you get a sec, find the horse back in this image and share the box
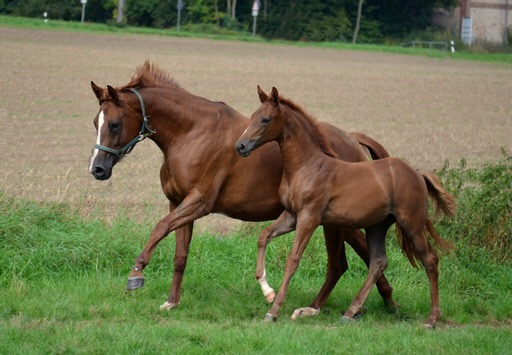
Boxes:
[319,122,368,163]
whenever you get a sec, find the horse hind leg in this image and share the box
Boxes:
[342,221,392,321]
[403,225,441,329]
[344,228,397,310]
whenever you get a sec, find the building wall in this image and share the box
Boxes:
[461,0,511,44]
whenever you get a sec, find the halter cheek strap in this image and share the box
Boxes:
[94,88,156,158]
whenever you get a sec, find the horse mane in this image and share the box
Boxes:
[120,60,186,92]
[278,97,337,158]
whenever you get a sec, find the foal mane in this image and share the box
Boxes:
[278,97,337,158]
[120,60,185,92]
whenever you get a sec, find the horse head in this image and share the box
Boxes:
[235,86,282,157]
[88,82,150,180]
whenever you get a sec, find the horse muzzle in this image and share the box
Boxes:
[90,164,112,180]
[235,139,256,158]
[89,154,114,181]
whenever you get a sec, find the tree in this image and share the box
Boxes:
[117,0,125,23]
[352,0,363,44]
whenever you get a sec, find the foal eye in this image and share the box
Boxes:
[261,117,271,125]
[109,121,121,132]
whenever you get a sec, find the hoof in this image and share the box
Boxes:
[385,300,400,313]
[265,290,276,303]
[424,320,436,329]
[126,276,144,291]
[159,301,179,311]
[291,307,320,320]
[353,309,366,320]
[263,313,277,322]
[340,316,353,324]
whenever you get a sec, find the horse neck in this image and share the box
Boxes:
[278,106,328,176]
[141,88,226,152]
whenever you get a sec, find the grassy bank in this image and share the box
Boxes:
[1,157,511,353]
[1,15,511,65]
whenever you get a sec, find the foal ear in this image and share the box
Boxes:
[257,85,268,103]
[91,81,104,101]
[107,85,120,105]
[270,87,280,107]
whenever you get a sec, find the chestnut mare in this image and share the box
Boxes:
[235,87,456,328]
[88,61,397,315]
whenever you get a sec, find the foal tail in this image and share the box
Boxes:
[422,172,457,219]
[351,132,390,160]
[396,172,456,268]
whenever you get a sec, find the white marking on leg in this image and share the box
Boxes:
[291,307,320,320]
[258,269,275,302]
[159,301,179,311]
[89,111,105,173]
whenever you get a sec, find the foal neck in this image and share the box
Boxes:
[278,105,333,173]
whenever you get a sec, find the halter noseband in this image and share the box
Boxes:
[94,88,156,158]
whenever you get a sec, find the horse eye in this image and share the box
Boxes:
[109,121,121,132]
[261,117,271,125]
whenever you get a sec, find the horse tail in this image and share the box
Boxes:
[422,172,456,252]
[351,132,390,160]
[395,172,456,268]
[422,172,457,218]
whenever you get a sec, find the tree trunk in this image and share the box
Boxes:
[215,0,220,26]
[352,0,364,44]
[232,0,237,19]
[117,0,125,24]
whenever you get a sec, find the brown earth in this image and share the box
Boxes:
[1,26,511,233]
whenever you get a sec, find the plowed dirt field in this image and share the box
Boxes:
[1,27,511,232]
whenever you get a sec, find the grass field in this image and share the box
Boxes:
[1,160,512,353]
[1,17,511,353]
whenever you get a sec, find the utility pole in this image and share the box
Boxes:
[81,0,87,25]
[252,0,259,37]
[177,0,184,31]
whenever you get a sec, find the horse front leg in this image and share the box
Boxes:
[160,222,193,310]
[264,213,318,322]
[292,226,346,320]
[255,210,296,303]
[127,189,210,291]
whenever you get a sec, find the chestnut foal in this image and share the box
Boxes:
[235,87,455,328]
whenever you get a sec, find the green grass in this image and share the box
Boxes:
[1,156,511,353]
[1,14,511,65]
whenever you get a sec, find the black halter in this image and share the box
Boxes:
[94,88,156,158]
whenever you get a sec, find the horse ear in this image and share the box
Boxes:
[257,85,267,103]
[270,87,280,107]
[107,85,120,105]
[91,81,104,101]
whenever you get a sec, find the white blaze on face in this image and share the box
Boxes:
[88,111,105,173]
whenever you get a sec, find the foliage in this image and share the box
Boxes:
[259,0,352,42]
[437,151,512,264]
[0,0,460,44]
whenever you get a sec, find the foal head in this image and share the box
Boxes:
[88,82,146,180]
[235,86,283,157]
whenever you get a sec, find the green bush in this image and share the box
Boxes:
[437,151,511,264]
